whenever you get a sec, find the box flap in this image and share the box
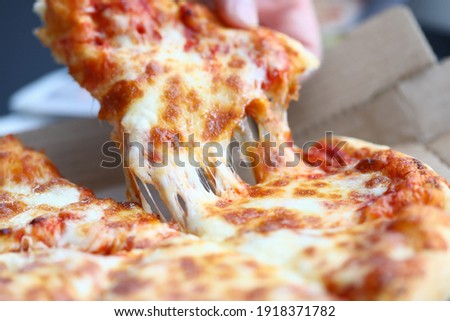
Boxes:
[289,6,436,141]
[398,58,450,142]
[17,119,124,194]
[428,131,450,171]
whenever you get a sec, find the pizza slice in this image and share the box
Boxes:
[34,0,319,207]
[35,0,450,300]
[0,135,179,254]
[0,136,329,300]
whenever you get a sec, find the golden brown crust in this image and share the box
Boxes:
[305,136,450,221]
[0,135,62,186]
[323,205,450,300]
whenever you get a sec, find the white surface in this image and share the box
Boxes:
[9,68,100,118]
[0,113,54,136]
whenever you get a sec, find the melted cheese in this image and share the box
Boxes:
[0,136,333,300]
[35,0,450,300]
[23,185,80,208]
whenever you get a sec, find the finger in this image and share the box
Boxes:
[257,0,322,58]
[214,0,259,28]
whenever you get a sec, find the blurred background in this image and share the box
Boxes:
[0,0,449,131]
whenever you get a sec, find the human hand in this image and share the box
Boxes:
[209,0,322,58]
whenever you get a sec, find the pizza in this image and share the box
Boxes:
[35,0,450,300]
[0,135,330,300]
[34,0,318,217]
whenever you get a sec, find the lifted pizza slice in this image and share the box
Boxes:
[34,0,319,210]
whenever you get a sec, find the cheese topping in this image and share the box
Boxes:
[35,0,450,300]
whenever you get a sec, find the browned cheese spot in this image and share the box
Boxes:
[365,176,390,189]
[295,188,317,197]
[162,76,184,122]
[203,109,239,140]
[145,61,164,81]
[225,74,243,93]
[228,56,246,69]
[112,276,149,296]
[186,89,202,112]
[180,257,202,278]
[248,186,277,198]
[224,208,266,225]
[100,80,143,121]
[272,179,289,187]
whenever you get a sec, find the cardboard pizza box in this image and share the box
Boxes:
[17,5,450,201]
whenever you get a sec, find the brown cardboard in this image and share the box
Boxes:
[289,6,436,140]
[428,131,450,175]
[14,5,450,197]
[289,5,450,181]
[17,119,127,200]
[294,87,418,145]
[398,58,450,143]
